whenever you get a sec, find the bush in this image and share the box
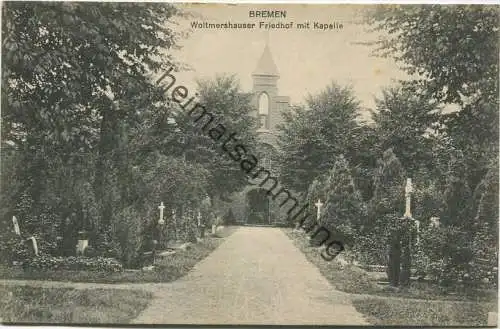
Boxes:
[83,246,98,258]
[111,206,144,268]
[417,225,498,287]
[23,254,123,272]
[223,209,236,225]
[0,235,31,264]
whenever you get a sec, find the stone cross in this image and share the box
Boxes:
[404,178,413,218]
[12,216,20,236]
[158,202,165,225]
[315,199,324,221]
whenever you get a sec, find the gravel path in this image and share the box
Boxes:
[132,226,368,325]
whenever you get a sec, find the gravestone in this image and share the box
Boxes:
[429,216,440,228]
[26,236,39,256]
[76,231,88,256]
[12,216,20,236]
[314,199,324,222]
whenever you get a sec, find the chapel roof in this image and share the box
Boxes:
[253,43,279,77]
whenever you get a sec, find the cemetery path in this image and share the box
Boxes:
[131,226,368,325]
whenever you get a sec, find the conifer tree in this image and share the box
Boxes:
[321,156,367,246]
[371,149,406,286]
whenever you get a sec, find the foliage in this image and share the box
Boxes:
[365,5,499,105]
[369,149,408,286]
[1,227,238,283]
[320,156,367,246]
[365,4,499,195]
[110,206,144,268]
[23,255,123,272]
[223,208,237,225]
[0,235,31,265]
[1,2,185,263]
[371,82,441,177]
[277,82,361,193]
[473,157,499,231]
[440,151,473,228]
[195,74,259,199]
[369,149,406,229]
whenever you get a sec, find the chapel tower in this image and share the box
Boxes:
[251,42,290,149]
[228,41,291,226]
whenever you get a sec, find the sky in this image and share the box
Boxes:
[169,4,411,121]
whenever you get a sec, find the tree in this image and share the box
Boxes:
[1,2,183,256]
[194,74,259,201]
[365,5,498,105]
[365,5,499,191]
[321,156,367,246]
[370,149,408,286]
[440,150,473,229]
[278,82,361,193]
[372,82,441,177]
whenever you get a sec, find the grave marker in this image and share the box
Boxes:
[12,216,20,236]
[404,178,420,244]
[158,202,165,225]
[315,199,324,221]
[404,178,413,218]
[27,236,39,256]
[76,231,88,255]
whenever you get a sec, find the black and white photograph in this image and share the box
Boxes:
[0,2,498,326]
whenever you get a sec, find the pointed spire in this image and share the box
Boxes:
[253,40,279,77]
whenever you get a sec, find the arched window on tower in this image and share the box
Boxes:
[258,93,269,129]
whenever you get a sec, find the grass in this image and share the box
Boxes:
[0,285,151,324]
[352,297,497,326]
[0,226,238,284]
[283,228,380,294]
[283,228,498,326]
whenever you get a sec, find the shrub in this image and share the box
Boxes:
[83,246,98,258]
[23,255,123,272]
[223,209,236,225]
[417,225,498,287]
[111,206,144,268]
[0,235,31,264]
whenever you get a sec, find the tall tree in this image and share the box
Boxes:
[370,148,408,286]
[440,150,473,229]
[372,82,441,177]
[194,74,259,202]
[277,82,361,193]
[321,156,367,246]
[365,5,498,105]
[365,5,499,190]
[1,2,182,250]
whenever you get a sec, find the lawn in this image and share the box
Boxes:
[352,297,497,326]
[0,226,238,284]
[283,228,498,326]
[0,285,151,324]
